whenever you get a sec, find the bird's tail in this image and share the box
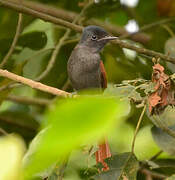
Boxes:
[95,140,111,171]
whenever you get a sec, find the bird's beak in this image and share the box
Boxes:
[98,36,118,41]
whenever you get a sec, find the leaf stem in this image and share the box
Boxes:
[0,13,23,68]
[131,104,146,153]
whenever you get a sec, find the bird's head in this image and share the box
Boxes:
[79,25,117,52]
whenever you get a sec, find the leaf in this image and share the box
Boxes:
[134,125,160,160]
[94,152,139,180]
[0,134,26,180]
[22,95,127,179]
[167,174,175,180]
[18,32,47,50]
[148,63,175,115]
[147,159,175,177]
[151,125,175,155]
[165,37,175,58]
[104,84,137,114]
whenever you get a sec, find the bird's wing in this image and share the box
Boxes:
[100,60,107,89]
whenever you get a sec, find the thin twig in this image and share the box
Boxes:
[6,95,51,106]
[4,0,150,44]
[0,0,83,32]
[0,13,23,68]
[35,29,71,81]
[149,150,163,161]
[0,69,71,97]
[112,39,175,64]
[141,168,167,179]
[35,0,93,81]
[161,24,175,37]
[131,104,146,153]
[0,127,8,135]
[120,17,175,39]
[62,79,71,91]
[1,1,175,64]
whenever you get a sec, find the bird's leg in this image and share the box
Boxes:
[95,139,111,171]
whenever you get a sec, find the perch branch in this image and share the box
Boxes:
[0,13,23,68]
[0,69,71,97]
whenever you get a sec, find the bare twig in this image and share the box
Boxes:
[161,24,175,37]
[131,104,146,153]
[35,0,93,81]
[141,168,167,179]
[0,69,71,97]
[35,29,71,81]
[0,13,23,68]
[112,39,175,64]
[0,0,83,32]
[4,0,150,44]
[62,79,71,91]
[0,127,8,135]
[6,95,51,106]
[149,150,163,161]
[1,0,175,64]
[120,17,175,40]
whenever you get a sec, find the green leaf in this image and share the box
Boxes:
[134,126,160,160]
[18,32,47,50]
[167,175,175,180]
[105,84,142,101]
[151,125,175,155]
[94,152,139,180]
[22,95,127,179]
[148,159,175,177]
[0,134,26,180]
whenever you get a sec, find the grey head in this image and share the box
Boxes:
[79,25,117,52]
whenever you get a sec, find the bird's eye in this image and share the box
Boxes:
[91,35,97,41]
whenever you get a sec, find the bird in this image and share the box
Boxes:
[67,25,117,171]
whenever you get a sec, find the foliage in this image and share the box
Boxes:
[0,0,175,180]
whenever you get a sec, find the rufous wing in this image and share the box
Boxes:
[100,60,107,89]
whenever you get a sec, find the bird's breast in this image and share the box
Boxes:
[67,46,101,90]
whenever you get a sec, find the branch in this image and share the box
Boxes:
[1,0,150,44]
[35,1,93,81]
[0,69,71,97]
[0,13,23,68]
[1,0,175,63]
[0,0,83,32]
[112,39,175,64]
[6,95,51,106]
[120,17,175,39]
